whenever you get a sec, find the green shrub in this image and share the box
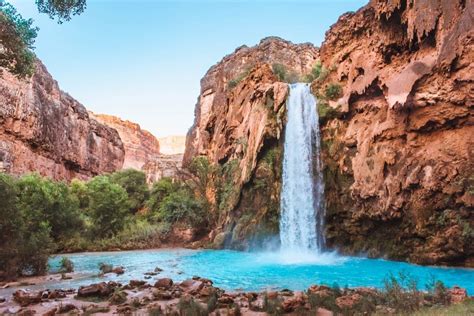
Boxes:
[0,173,23,279]
[86,176,129,238]
[146,177,180,214]
[158,190,207,228]
[303,60,329,83]
[110,169,149,213]
[324,83,342,100]
[263,294,283,315]
[59,257,74,273]
[272,63,287,82]
[177,297,207,316]
[383,271,423,313]
[16,174,83,242]
[317,101,338,124]
[109,288,127,305]
[228,68,251,89]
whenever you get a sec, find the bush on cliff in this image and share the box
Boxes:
[86,176,130,238]
[110,169,149,213]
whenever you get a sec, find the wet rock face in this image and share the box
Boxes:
[183,37,319,248]
[0,62,125,180]
[318,0,473,265]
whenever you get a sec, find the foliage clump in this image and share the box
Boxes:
[59,257,74,273]
[0,2,38,78]
[0,167,212,280]
[272,63,299,83]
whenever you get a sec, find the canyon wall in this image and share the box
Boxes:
[185,3,472,265]
[91,113,161,170]
[184,37,319,248]
[0,62,125,180]
[314,0,473,266]
[92,113,183,183]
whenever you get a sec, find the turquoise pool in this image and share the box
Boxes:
[44,249,474,294]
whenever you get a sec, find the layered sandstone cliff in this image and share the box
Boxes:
[91,113,160,170]
[313,0,473,266]
[0,62,124,180]
[184,37,319,248]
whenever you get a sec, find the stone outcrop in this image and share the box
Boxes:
[91,113,160,170]
[0,62,124,180]
[184,37,319,248]
[315,0,473,266]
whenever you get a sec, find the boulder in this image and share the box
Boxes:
[449,286,467,304]
[281,292,306,312]
[179,279,204,294]
[129,280,147,288]
[112,266,125,275]
[13,290,42,306]
[335,293,362,309]
[77,282,117,298]
[153,290,172,300]
[154,278,173,289]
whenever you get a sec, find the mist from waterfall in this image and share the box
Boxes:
[279,83,325,254]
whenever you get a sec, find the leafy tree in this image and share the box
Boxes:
[86,176,129,238]
[146,177,180,213]
[0,1,38,77]
[16,174,83,242]
[1,0,86,78]
[35,0,87,23]
[0,173,23,279]
[110,169,149,213]
[70,178,89,209]
[158,189,208,228]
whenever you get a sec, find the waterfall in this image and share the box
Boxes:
[279,83,325,253]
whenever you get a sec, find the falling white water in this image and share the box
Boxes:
[280,83,325,253]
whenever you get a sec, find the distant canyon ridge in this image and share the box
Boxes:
[0,64,185,182]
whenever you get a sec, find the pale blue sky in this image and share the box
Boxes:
[10,0,367,137]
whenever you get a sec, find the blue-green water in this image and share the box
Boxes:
[45,249,474,294]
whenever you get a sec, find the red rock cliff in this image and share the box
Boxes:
[0,62,125,180]
[184,37,319,248]
[315,0,473,266]
[91,113,160,170]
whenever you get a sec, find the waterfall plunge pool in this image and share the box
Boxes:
[8,249,472,294]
